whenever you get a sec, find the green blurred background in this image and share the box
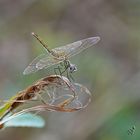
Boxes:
[0,0,140,140]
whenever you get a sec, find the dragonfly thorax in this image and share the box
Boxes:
[51,49,66,59]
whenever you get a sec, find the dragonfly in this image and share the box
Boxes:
[23,32,100,79]
[0,75,91,129]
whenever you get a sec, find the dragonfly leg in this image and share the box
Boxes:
[64,61,75,82]
[57,60,71,81]
[58,60,69,75]
[66,69,70,81]
[54,65,63,76]
[63,61,74,82]
[69,73,75,82]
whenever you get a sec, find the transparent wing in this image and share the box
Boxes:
[36,55,62,70]
[23,54,61,75]
[53,36,100,58]
[23,54,46,75]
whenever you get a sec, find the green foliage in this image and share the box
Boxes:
[3,113,45,129]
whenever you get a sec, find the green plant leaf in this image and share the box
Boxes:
[3,113,45,128]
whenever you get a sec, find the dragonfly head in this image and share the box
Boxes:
[69,63,77,73]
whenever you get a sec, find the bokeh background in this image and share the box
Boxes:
[0,0,140,140]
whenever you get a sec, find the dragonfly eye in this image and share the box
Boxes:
[69,64,77,73]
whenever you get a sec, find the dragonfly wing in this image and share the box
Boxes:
[36,55,61,70]
[23,54,60,75]
[54,36,100,58]
[23,54,46,75]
